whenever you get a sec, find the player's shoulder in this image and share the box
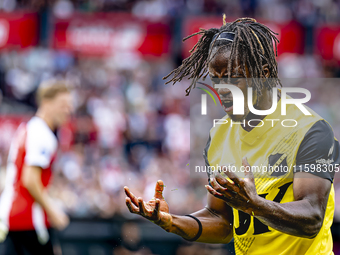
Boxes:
[306,119,333,136]
[298,102,335,139]
[26,117,57,146]
[299,119,335,155]
[300,119,336,155]
[24,117,58,168]
[209,114,230,136]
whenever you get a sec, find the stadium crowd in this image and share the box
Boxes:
[2,0,339,24]
[0,0,340,254]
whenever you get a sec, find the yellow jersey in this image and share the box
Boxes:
[204,99,339,255]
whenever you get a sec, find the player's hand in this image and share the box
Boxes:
[47,206,70,231]
[205,157,259,215]
[124,180,172,231]
[0,220,8,243]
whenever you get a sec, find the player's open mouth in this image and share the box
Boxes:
[222,101,233,112]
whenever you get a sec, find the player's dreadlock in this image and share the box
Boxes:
[163,16,281,98]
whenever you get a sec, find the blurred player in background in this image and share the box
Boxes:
[0,80,72,255]
[124,17,340,254]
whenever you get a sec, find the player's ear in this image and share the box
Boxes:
[262,64,270,78]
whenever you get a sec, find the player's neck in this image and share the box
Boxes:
[242,89,280,132]
[35,109,56,131]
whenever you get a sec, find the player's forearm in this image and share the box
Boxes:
[25,180,53,211]
[166,208,233,243]
[23,170,54,213]
[251,196,323,238]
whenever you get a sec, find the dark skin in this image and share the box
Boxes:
[208,48,272,127]
[124,47,331,241]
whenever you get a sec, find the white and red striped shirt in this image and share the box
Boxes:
[0,117,57,241]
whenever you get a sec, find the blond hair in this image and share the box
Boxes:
[36,79,71,105]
